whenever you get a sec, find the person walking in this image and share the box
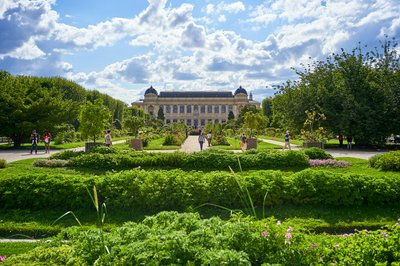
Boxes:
[105,130,112,147]
[198,132,205,151]
[30,130,40,154]
[43,130,52,154]
[283,131,291,150]
[338,133,344,148]
[206,131,212,147]
[240,133,247,151]
[346,135,353,149]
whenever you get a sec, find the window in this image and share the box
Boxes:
[166,105,171,113]
[222,120,226,123]
[180,105,185,113]
[173,119,177,123]
[201,119,205,126]
[187,105,192,113]
[214,105,219,113]
[228,105,233,112]
[194,119,198,127]
[194,105,199,112]
[166,119,170,124]
[208,105,212,113]
[215,119,219,123]
[221,105,226,113]
[186,119,191,126]
[200,105,206,113]
[173,105,178,113]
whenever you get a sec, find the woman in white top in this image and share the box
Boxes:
[105,130,112,147]
[198,132,205,151]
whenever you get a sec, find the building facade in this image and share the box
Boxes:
[132,86,259,127]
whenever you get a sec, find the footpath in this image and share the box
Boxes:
[0,138,386,163]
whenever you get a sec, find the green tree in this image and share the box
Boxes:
[242,112,268,138]
[157,107,165,121]
[79,99,112,142]
[123,106,145,137]
[228,111,235,120]
[262,97,273,120]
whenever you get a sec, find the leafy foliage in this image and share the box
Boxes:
[79,99,112,142]
[370,151,400,171]
[303,147,333,159]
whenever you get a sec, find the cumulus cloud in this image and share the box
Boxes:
[181,23,206,48]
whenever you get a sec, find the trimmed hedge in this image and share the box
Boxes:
[4,211,400,265]
[370,151,400,171]
[65,149,310,171]
[303,147,333,159]
[1,169,400,210]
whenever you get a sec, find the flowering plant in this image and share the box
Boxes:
[301,110,327,142]
[309,159,352,168]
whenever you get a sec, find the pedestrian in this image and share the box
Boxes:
[43,130,52,154]
[338,133,344,148]
[240,133,247,151]
[30,130,40,154]
[346,135,352,149]
[105,130,112,147]
[206,131,212,147]
[283,131,291,150]
[198,132,205,151]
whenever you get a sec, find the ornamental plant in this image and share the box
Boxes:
[301,110,326,142]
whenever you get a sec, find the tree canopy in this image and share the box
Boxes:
[271,38,400,145]
[79,99,112,142]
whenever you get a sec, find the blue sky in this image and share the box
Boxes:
[1,0,399,103]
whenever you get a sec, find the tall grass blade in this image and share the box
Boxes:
[52,211,82,226]
[262,191,269,219]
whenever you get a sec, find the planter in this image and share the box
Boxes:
[246,138,258,150]
[85,142,103,152]
[303,141,324,149]
[130,138,143,151]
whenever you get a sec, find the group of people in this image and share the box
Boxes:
[198,131,212,151]
[337,133,353,149]
[30,130,52,154]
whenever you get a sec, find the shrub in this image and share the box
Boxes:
[50,150,84,160]
[369,154,383,168]
[33,159,69,168]
[303,147,333,159]
[4,212,400,265]
[0,159,7,168]
[163,134,180,145]
[370,151,400,171]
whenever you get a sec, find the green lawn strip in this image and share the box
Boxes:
[258,135,303,145]
[213,137,281,150]
[144,137,180,150]
[0,242,38,257]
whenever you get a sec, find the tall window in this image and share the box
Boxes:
[200,105,206,113]
[186,119,191,126]
[180,105,185,113]
[221,105,226,113]
[194,105,199,112]
[166,105,171,113]
[214,105,219,113]
[187,105,192,113]
[228,105,233,112]
[201,119,205,126]
[173,105,178,113]
[208,105,212,113]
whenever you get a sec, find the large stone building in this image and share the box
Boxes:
[132,86,260,127]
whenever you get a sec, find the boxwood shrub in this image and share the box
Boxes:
[1,169,400,211]
[370,151,400,171]
[303,147,333,159]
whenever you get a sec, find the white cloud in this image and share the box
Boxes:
[0,38,45,60]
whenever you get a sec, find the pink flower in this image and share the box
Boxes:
[381,232,388,238]
[261,230,269,238]
[287,226,293,232]
[285,233,292,239]
[0,256,5,262]
[311,243,317,249]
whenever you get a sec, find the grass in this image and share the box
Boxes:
[258,135,303,145]
[0,242,38,257]
[213,137,282,150]
[144,137,180,150]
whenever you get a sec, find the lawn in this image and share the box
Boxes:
[212,137,282,150]
[258,135,303,145]
[144,137,180,150]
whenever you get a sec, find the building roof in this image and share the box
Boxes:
[234,86,247,95]
[159,91,233,98]
[144,86,158,95]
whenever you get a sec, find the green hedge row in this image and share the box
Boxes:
[1,169,399,210]
[4,211,400,265]
[60,149,310,171]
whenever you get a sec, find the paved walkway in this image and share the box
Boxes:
[179,136,210,153]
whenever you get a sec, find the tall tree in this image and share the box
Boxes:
[79,99,111,142]
[157,107,165,121]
